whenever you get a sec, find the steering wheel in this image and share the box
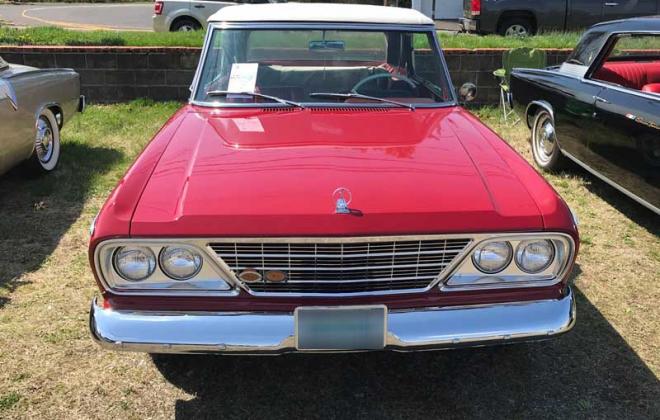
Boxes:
[350,73,417,94]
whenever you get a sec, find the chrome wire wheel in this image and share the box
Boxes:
[28,108,60,174]
[505,24,529,37]
[36,116,54,164]
[532,110,563,171]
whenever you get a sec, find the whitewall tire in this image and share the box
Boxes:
[28,108,61,174]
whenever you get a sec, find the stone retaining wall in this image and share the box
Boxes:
[0,46,572,105]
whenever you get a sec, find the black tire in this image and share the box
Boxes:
[531,109,565,171]
[24,108,61,175]
[170,17,202,32]
[498,17,534,37]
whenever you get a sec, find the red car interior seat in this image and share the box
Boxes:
[641,83,660,93]
[593,61,660,91]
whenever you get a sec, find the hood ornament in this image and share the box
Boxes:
[333,187,352,214]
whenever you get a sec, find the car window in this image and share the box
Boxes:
[195,27,453,106]
[607,34,660,60]
[567,31,607,66]
[590,34,660,95]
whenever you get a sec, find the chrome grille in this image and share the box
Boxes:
[209,238,472,294]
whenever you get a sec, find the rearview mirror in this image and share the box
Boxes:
[309,40,346,51]
[458,83,477,103]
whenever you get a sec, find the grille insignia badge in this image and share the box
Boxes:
[333,187,352,214]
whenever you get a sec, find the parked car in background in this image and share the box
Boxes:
[462,0,659,36]
[511,17,659,214]
[153,0,285,32]
[0,56,83,176]
[91,3,578,355]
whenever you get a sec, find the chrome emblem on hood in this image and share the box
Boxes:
[333,187,352,214]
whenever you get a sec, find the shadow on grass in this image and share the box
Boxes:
[573,167,660,236]
[152,285,660,419]
[0,143,121,308]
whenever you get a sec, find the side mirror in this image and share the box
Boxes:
[458,83,477,103]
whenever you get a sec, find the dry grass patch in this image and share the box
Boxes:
[0,102,657,419]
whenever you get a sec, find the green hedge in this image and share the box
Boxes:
[0,26,581,49]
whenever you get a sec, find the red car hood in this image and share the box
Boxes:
[130,106,544,236]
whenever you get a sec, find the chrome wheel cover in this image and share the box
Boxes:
[177,24,195,32]
[505,24,529,37]
[533,113,556,165]
[36,116,54,164]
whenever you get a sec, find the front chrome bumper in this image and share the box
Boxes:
[90,289,575,354]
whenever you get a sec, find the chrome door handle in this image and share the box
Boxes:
[604,2,619,6]
[594,96,610,104]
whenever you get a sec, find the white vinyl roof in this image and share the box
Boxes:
[209,3,434,26]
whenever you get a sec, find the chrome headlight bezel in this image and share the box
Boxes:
[470,241,513,274]
[515,239,556,274]
[113,246,157,282]
[94,239,238,296]
[442,233,575,292]
[159,246,204,281]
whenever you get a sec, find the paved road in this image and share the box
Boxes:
[0,3,153,31]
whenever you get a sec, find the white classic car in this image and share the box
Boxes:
[0,56,84,176]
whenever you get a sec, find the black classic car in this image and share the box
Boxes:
[511,17,659,215]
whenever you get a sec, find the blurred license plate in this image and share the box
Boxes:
[295,306,387,351]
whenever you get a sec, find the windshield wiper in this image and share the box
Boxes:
[206,90,305,109]
[309,92,415,111]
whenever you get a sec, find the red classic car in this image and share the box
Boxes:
[89,3,579,354]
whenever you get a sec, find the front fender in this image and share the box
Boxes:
[525,100,554,128]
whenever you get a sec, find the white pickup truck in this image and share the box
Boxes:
[153,0,284,32]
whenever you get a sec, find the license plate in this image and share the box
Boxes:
[295,305,387,351]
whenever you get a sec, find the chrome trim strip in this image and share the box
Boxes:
[561,151,660,215]
[89,288,576,354]
[582,78,660,102]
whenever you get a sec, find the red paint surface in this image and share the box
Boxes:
[90,104,578,311]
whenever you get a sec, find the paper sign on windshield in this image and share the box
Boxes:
[227,63,259,93]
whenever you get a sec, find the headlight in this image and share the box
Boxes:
[515,240,555,273]
[159,246,203,280]
[471,241,512,274]
[443,234,575,291]
[113,246,157,282]
[98,241,235,295]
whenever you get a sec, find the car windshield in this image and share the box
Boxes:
[194,27,453,106]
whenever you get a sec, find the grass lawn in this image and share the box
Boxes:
[0,26,582,48]
[0,101,658,418]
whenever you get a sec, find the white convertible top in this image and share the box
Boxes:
[208,3,434,26]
